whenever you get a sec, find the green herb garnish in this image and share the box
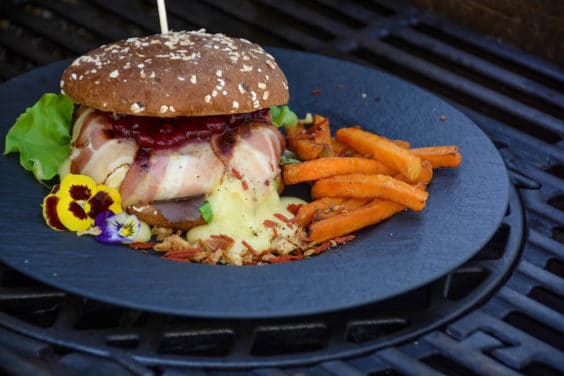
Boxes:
[199,201,213,223]
[270,105,298,128]
[280,154,301,166]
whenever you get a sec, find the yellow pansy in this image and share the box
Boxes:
[42,174,122,232]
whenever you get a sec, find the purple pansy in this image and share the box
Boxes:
[94,210,144,244]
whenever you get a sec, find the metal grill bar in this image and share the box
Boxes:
[0,1,563,374]
[34,0,131,42]
[0,37,48,67]
[357,38,563,141]
[391,28,564,114]
[422,331,522,376]
[3,1,95,55]
[198,0,336,52]
[416,14,564,87]
[518,261,563,296]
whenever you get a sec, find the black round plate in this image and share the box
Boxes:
[0,49,508,319]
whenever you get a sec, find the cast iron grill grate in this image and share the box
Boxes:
[1,0,563,375]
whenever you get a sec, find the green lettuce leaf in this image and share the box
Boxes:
[270,105,298,128]
[4,93,73,183]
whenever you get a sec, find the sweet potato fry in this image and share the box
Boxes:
[282,157,395,185]
[308,199,405,243]
[285,115,335,160]
[411,146,462,168]
[286,123,324,160]
[336,127,422,181]
[331,138,360,157]
[391,139,411,149]
[394,159,433,185]
[314,198,372,221]
[295,197,345,227]
[411,181,428,191]
[311,173,428,211]
[312,114,333,157]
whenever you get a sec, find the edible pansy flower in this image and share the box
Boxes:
[94,210,151,244]
[42,174,122,232]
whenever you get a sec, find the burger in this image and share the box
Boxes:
[59,30,304,264]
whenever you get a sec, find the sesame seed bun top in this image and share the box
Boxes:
[60,30,289,117]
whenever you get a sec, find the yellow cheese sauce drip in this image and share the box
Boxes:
[186,175,305,265]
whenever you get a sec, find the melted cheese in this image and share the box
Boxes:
[186,174,304,265]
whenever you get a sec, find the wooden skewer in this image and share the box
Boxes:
[157,0,169,34]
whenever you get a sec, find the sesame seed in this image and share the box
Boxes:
[216,69,223,77]
[190,75,197,84]
[211,90,218,97]
[241,65,253,72]
[169,105,176,112]
[130,102,144,113]
[262,91,270,100]
[71,73,77,80]
[205,95,211,103]
[258,82,266,89]
[160,105,169,113]
[232,100,239,109]
[177,76,185,81]
[109,70,119,78]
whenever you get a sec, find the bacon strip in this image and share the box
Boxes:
[68,108,286,230]
[70,108,137,189]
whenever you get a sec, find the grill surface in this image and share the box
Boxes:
[1,0,563,375]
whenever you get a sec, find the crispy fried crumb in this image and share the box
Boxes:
[153,233,193,252]
[153,227,174,241]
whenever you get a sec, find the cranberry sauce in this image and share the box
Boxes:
[107,109,270,149]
